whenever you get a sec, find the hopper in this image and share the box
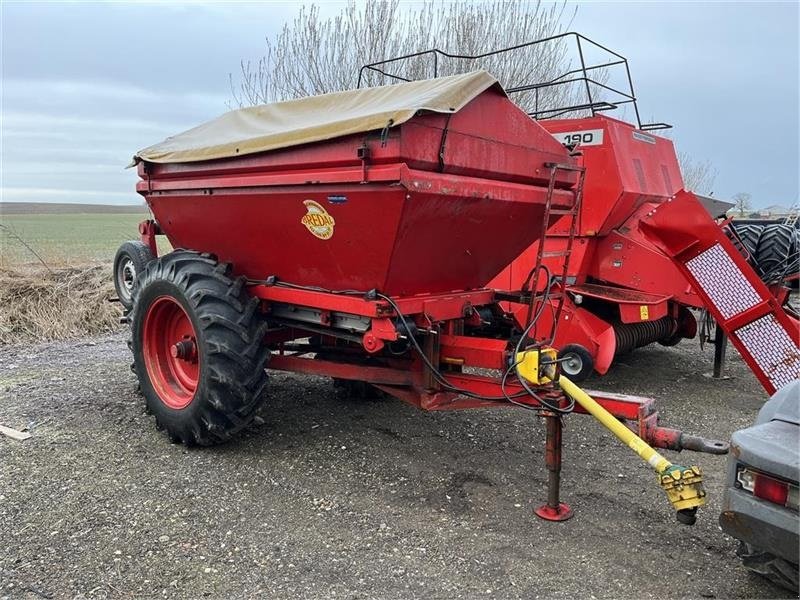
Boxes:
[134,71,577,295]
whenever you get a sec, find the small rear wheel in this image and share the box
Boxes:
[114,240,155,310]
[558,344,594,381]
[737,542,799,592]
[130,250,270,445]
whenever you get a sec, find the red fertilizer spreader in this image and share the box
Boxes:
[114,71,725,524]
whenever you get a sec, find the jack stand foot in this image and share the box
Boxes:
[536,393,573,523]
[534,502,573,522]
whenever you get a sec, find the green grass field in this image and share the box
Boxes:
[1,212,150,267]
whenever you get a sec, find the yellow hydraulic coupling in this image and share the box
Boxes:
[515,347,558,384]
[557,375,707,525]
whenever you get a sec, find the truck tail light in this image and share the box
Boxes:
[737,466,799,510]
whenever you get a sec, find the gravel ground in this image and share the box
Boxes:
[0,331,794,599]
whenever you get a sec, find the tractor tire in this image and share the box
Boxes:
[730,223,763,258]
[755,224,799,283]
[129,250,270,446]
[114,240,155,310]
[737,542,799,592]
[558,344,594,381]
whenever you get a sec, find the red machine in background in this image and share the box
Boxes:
[492,114,703,380]
[361,34,800,390]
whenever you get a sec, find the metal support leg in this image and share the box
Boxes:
[534,408,573,522]
[712,322,728,379]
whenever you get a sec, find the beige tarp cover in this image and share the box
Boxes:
[133,70,500,164]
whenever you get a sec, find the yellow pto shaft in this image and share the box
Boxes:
[558,376,672,470]
[558,375,707,524]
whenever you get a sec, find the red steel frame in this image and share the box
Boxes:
[137,220,721,449]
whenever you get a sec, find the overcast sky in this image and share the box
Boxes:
[1,1,797,207]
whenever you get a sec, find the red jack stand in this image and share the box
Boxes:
[535,403,574,522]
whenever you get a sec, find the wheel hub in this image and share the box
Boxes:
[121,259,136,292]
[171,338,197,361]
[141,296,199,409]
[562,353,582,375]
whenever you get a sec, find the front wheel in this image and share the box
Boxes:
[114,240,155,310]
[130,250,270,445]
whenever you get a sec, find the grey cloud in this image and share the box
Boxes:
[1,1,797,206]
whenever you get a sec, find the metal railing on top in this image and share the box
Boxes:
[357,32,671,131]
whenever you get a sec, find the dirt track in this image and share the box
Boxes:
[0,332,794,599]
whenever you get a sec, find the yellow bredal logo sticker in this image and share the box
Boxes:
[301,200,335,240]
[640,305,649,320]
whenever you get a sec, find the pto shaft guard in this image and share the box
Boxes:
[557,375,707,524]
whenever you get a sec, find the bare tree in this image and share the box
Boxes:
[733,192,753,217]
[230,1,595,115]
[677,151,716,196]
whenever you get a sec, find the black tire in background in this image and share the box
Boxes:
[731,223,763,258]
[755,224,799,283]
[130,250,270,446]
[113,240,155,310]
[729,221,799,288]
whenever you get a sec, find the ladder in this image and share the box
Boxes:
[524,162,585,345]
[640,191,800,395]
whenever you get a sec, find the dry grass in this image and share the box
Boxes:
[0,264,123,345]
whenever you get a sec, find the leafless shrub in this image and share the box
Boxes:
[0,265,121,345]
[230,1,599,117]
[678,151,717,196]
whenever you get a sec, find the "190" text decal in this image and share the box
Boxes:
[551,128,604,147]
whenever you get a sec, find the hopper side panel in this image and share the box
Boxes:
[147,184,406,291]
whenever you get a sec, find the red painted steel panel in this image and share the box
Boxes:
[588,211,702,308]
[640,191,800,395]
[541,115,683,236]
[148,183,404,292]
[147,170,570,295]
[490,116,686,297]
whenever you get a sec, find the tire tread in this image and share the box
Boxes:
[130,250,269,446]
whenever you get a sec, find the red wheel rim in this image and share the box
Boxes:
[142,296,199,409]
